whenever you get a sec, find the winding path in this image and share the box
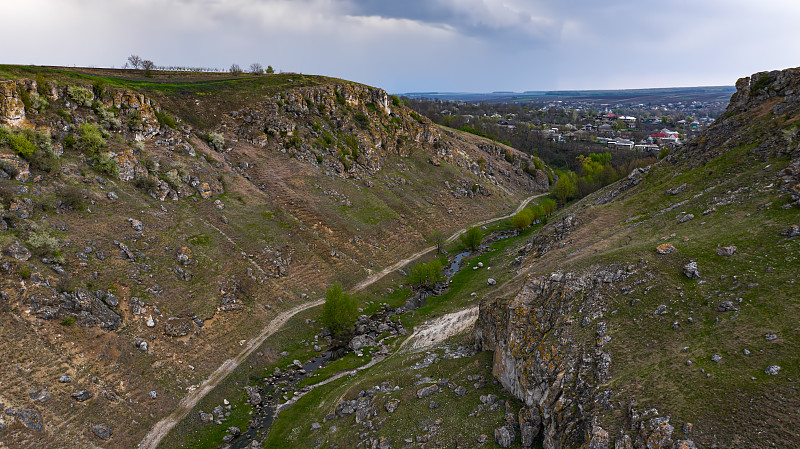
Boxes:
[138,192,548,449]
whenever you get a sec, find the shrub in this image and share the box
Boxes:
[29,92,49,113]
[391,95,401,107]
[28,148,60,173]
[76,123,106,155]
[60,186,88,211]
[320,283,357,338]
[60,316,75,326]
[134,175,158,192]
[163,169,182,188]
[266,65,275,74]
[92,152,118,177]
[658,147,671,159]
[154,109,177,129]
[315,153,324,164]
[407,258,445,289]
[27,228,60,257]
[354,113,369,129]
[229,64,242,75]
[92,79,107,99]
[207,132,224,151]
[504,148,515,163]
[35,74,51,97]
[95,105,121,130]
[0,126,36,158]
[460,226,483,251]
[67,85,93,107]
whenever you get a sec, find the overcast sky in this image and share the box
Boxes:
[3,0,799,93]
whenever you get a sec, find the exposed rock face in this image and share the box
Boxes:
[28,289,121,330]
[0,80,27,127]
[476,266,635,449]
[222,83,549,191]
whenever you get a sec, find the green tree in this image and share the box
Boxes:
[429,230,445,254]
[511,209,533,230]
[460,226,483,251]
[552,172,578,204]
[320,283,358,338]
[407,258,445,289]
[540,198,557,215]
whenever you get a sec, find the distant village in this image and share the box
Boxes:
[406,95,729,159]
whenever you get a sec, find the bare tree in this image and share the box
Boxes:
[249,63,264,74]
[229,64,242,75]
[127,54,142,69]
[141,60,155,71]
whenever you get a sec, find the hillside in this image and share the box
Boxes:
[476,68,800,448]
[0,65,550,448]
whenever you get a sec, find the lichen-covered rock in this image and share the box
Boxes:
[716,246,737,256]
[589,425,610,449]
[656,243,677,255]
[6,241,31,261]
[0,152,31,181]
[92,423,112,440]
[0,80,27,127]
[494,424,515,448]
[16,409,44,431]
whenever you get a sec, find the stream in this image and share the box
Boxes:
[226,228,519,447]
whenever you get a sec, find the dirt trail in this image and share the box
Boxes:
[138,192,547,449]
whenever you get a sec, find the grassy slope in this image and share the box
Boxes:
[505,105,800,446]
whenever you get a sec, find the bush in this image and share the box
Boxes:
[460,226,483,251]
[67,85,93,107]
[35,74,51,97]
[60,316,75,326]
[27,228,60,257]
[354,113,369,129]
[658,147,671,159]
[391,95,401,107]
[155,109,177,129]
[320,283,357,338]
[76,123,106,155]
[163,169,182,188]
[207,132,224,151]
[0,126,36,158]
[29,92,49,113]
[407,258,445,289]
[134,175,158,192]
[60,186,88,211]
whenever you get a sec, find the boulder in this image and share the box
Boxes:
[487,278,497,286]
[716,246,737,256]
[716,301,739,312]
[494,425,515,448]
[683,261,700,279]
[16,409,43,431]
[416,385,439,399]
[92,423,112,440]
[656,243,677,255]
[6,241,30,261]
[765,365,781,375]
[71,390,93,402]
[589,425,610,449]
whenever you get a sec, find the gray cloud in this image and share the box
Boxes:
[1,0,799,92]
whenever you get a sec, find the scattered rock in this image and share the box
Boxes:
[149,390,157,399]
[665,184,687,195]
[107,191,118,200]
[487,278,496,286]
[716,246,737,256]
[71,390,93,402]
[128,218,144,232]
[454,386,467,397]
[494,424,515,448]
[717,301,739,312]
[678,214,694,223]
[416,385,439,399]
[16,409,44,431]
[385,398,399,413]
[199,412,214,424]
[588,425,609,449]
[673,440,698,449]
[59,375,72,383]
[781,224,799,237]
[92,423,112,440]
[765,333,778,341]
[6,241,31,261]
[711,354,722,363]
[311,422,322,430]
[683,261,700,279]
[656,243,677,255]
[765,365,781,375]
